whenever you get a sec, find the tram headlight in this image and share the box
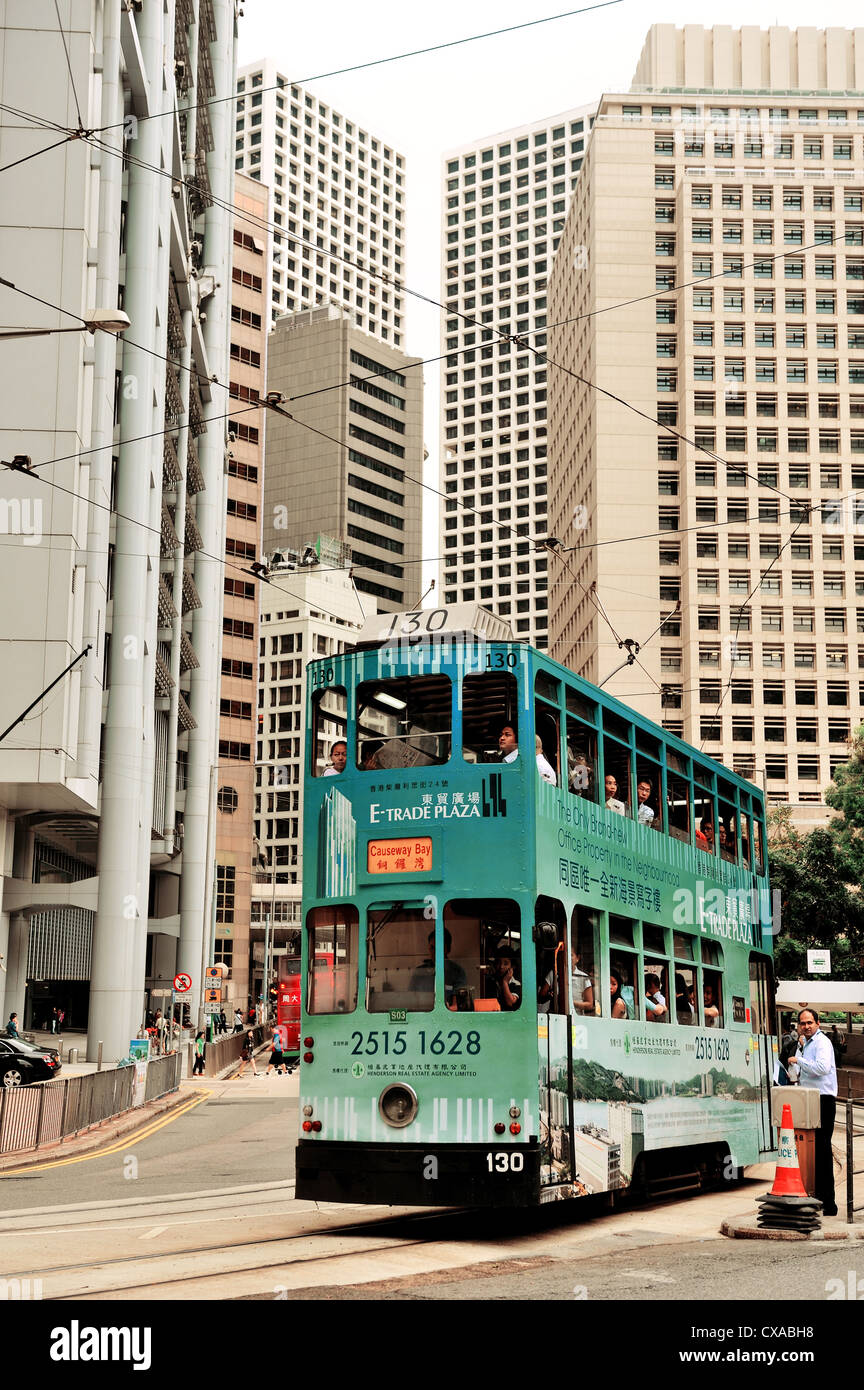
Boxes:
[509,1106,521,1119]
[378,1083,419,1129]
[302,1105,313,1117]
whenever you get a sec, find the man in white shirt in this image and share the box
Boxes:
[795,1009,838,1215]
[498,725,519,763]
[535,735,557,785]
[323,740,347,776]
[636,778,656,825]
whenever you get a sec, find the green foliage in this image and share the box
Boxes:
[825,722,864,880]
[768,815,864,980]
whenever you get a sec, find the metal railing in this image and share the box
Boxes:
[0,1054,182,1156]
[186,1025,267,1078]
[841,1080,864,1226]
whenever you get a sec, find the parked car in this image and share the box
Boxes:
[0,1037,62,1087]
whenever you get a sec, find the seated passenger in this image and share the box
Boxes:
[492,947,521,1010]
[605,774,626,815]
[497,724,519,764]
[535,735,557,785]
[636,778,656,826]
[703,982,721,1027]
[645,973,667,1022]
[699,818,715,851]
[323,739,347,776]
[570,948,595,1015]
[609,968,629,1019]
[694,822,709,850]
[675,973,695,1025]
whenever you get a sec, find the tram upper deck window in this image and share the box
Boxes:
[366,902,435,1012]
[356,675,451,770]
[312,686,348,777]
[443,899,522,1011]
[717,784,738,862]
[753,814,765,874]
[566,687,598,800]
[535,676,560,786]
[306,906,358,1014]
[667,770,691,843]
[694,780,716,851]
[461,672,519,764]
[604,737,632,816]
[740,802,752,869]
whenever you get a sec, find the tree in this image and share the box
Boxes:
[767,811,864,980]
[824,721,864,881]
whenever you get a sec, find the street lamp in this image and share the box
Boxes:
[0,308,131,340]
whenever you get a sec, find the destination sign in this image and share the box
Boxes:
[367,837,433,875]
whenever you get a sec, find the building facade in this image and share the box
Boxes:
[251,554,367,988]
[263,305,424,613]
[549,24,864,813]
[439,104,596,650]
[214,172,269,1011]
[0,0,238,1055]
[234,59,407,341]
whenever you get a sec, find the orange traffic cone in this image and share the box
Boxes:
[769,1102,808,1197]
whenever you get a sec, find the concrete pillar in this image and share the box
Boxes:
[90,0,168,1060]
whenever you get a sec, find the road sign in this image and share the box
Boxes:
[173,973,192,993]
[205,988,222,1003]
[204,1002,221,1015]
[807,949,831,974]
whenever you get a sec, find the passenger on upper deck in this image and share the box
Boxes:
[645,973,667,1021]
[535,735,557,785]
[323,740,347,776]
[568,750,593,796]
[497,724,519,764]
[609,968,629,1019]
[636,778,656,826]
[605,774,626,816]
[699,818,715,851]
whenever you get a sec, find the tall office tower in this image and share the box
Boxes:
[251,554,367,980]
[263,305,424,613]
[549,24,864,817]
[235,59,407,340]
[0,0,237,1057]
[439,105,596,650]
[214,173,269,1011]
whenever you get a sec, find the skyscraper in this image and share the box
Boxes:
[439,104,596,650]
[235,59,406,343]
[549,24,864,817]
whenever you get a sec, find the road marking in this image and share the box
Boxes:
[0,1091,212,1176]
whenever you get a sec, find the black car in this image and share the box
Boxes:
[0,1037,62,1087]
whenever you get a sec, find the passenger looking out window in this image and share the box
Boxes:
[636,778,657,825]
[492,947,521,1010]
[570,947,595,1014]
[610,968,630,1019]
[498,723,519,763]
[605,774,626,815]
[645,972,668,1021]
[323,739,347,776]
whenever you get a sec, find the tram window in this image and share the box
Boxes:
[536,670,560,704]
[566,686,597,725]
[566,716,596,800]
[718,794,737,862]
[536,895,567,1014]
[535,696,560,786]
[603,738,631,816]
[644,960,670,1022]
[366,902,435,1013]
[312,686,348,777]
[610,955,639,1020]
[571,905,598,1015]
[667,772,691,843]
[701,939,723,968]
[672,931,694,960]
[609,915,635,949]
[643,924,668,955]
[693,784,715,851]
[674,966,697,1025]
[753,816,765,875]
[443,899,522,1012]
[740,807,752,870]
[702,969,723,1027]
[305,906,358,1014]
[635,758,662,829]
[356,675,451,770]
[461,672,518,764]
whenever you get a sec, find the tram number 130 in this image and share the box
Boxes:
[486,1152,524,1173]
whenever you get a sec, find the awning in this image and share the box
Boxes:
[776,981,864,1013]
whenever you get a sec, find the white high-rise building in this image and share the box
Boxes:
[439,104,596,650]
[235,59,407,343]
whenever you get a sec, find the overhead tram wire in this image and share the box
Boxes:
[0,133,77,174]
[87,3,624,137]
[52,0,86,134]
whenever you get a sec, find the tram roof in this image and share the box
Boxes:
[350,604,515,651]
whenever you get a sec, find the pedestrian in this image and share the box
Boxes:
[6,1012,19,1039]
[235,1030,259,1078]
[192,1031,206,1076]
[57,1007,65,1031]
[828,1024,847,1067]
[794,1009,838,1216]
[219,1010,227,1036]
[50,1006,58,1035]
[777,1016,800,1086]
[266,1027,286,1076]
[233,1008,243,1033]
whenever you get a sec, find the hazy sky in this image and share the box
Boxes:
[237,1,864,596]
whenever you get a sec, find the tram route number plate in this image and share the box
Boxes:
[389,1010,407,1023]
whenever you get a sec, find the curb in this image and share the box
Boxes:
[0,1087,195,1173]
[721,1218,864,1242]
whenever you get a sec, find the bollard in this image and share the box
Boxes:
[97,1040,103,1073]
[68,1047,78,1065]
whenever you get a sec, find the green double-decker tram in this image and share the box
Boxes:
[295,607,778,1207]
